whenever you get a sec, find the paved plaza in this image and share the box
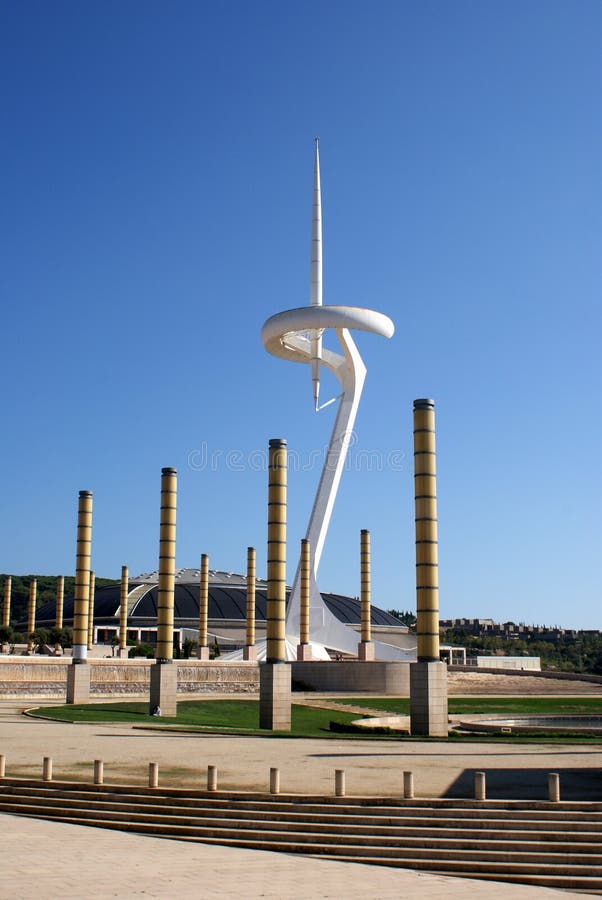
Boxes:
[0,695,601,897]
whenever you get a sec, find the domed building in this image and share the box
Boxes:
[33,567,414,656]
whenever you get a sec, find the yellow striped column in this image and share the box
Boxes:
[156,468,177,661]
[243,547,256,661]
[118,566,128,657]
[149,467,178,717]
[54,575,64,653]
[72,490,93,660]
[410,399,448,736]
[27,579,37,653]
[296,539,312,660]
[266,439,287,663]
[87,571,96,650]
[259,438,291,731]
[413,399,440,661]
[358,529,374,660]
[1,576,11,652]
[197,553,210,660]
[2,576,11,629]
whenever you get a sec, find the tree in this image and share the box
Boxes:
[48,626,72,649]
[0,625,13,645]
[388,609,417,628]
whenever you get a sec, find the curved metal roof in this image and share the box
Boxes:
[34,583,404,628]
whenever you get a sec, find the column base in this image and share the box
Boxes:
[243,645,257,661]
[357,641,375,661]
[196,646,210,661]
[117,647,129,659]
[149,661,178,717]
[66,662,91,704]
[410,661,448,737]
[259,662,291,731]
[296,643,313,661]
[1,644,9,655]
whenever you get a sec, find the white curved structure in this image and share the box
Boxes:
[261,142,415,661]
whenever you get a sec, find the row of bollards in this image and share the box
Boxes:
[0,756,563,801]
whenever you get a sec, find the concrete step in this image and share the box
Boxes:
[2,780,602,821]
[1,796,601,848]
[317,857,602,892]
[0,788,602,843]
[5,807,602,868]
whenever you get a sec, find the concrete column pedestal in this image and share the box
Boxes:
[66,662,90,704]
[296,643,313,661]
[149,661,177,717]
[196,646,210,661]
[117,648,129,659]
[259,662,291,730]
[243,645,257,661]
[357,641,375,661]
[410,661,448,737]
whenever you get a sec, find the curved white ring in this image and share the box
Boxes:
[262,305,394,362]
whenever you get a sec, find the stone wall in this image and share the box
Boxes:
[291,661,410,694]
[0,658,259,699]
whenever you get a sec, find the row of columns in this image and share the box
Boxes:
[4,398,446,735]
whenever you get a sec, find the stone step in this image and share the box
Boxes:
[316,856,602,892]
[30,818,600,875]
[2,780,601,820]
[0,796,601,845]
[5,807,602,868]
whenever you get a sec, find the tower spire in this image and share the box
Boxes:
[310,136,322,307]
[310,137,323,410]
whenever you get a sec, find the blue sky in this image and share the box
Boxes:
[1,0,600,628]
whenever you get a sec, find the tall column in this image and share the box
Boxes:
[296,539,312,660]
[410,399,448,736]
[87,570,95,651]
[72,491,93,660]
[243,546,256,661]
[259,439,291,730]
[2,576,11,628]
[197,553,210,660]
[67,490,93,703]
[1,576,11,652]
[118,565,129,658]
[54,575,64,653]
[357,528,374,660]
[26,579,37,653]
[149,467,178,716]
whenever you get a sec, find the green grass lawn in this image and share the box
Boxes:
[332,696,602,715]
[29,695,602,742]
[31,700,359,737]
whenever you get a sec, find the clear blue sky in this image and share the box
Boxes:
[1,1,600,628]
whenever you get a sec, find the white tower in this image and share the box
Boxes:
[262,142,414,660]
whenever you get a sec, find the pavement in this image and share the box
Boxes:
[0,697,601,897]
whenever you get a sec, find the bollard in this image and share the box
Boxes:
[335,769,345,797]
[43,757,53,782]
[403,770,414,799]
[269,767,280,795]
[0,755,5,778]
[94,759,104,785]
[548,772,560,803]
[474,771,486,800]
[149,762,159,789]
[207,765,217,792]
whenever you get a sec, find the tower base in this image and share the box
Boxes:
[259,662,291,731]
[117,647,129,659]
[243,645,257,661]
[410,661,448,737]
[357,641,375,661]
[149,661,178,717]
[66,662,90,704]
[296,643,313,661]
[196,646,210,661]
